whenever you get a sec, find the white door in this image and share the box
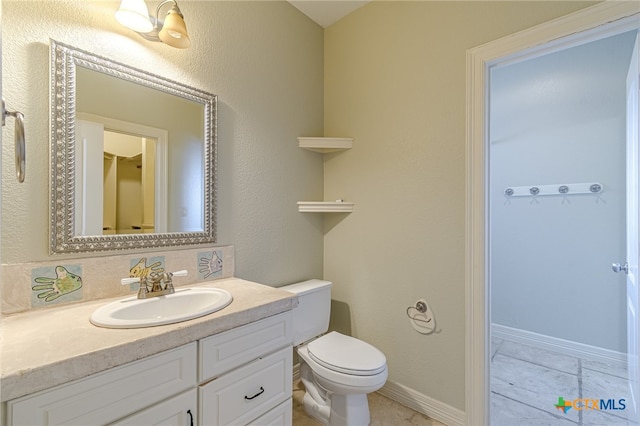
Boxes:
[75,119,105,235]
[625,31,640,421]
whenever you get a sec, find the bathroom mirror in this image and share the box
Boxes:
[50,40,217,254]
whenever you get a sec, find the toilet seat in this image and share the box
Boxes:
[307,331,387,376]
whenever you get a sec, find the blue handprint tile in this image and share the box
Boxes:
[31,265,83,307]
[198,250,223,280]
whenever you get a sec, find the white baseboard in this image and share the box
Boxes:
[492,323,627,371]
[378,380,466,426]
[294,362,464,426]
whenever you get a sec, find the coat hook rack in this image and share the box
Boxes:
[503,182,602,198]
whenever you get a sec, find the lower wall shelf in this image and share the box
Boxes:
[297,201,354,213]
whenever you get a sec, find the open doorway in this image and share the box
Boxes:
[465,3,640,424]
[488,30,636,425]
[75,114,169,235]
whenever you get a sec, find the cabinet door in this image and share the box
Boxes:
[248,398,292,426]
[199,346,292,426]
[7,343,197,426]
[109,389,197,426]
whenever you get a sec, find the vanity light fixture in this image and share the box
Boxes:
[115,0,191,49]
[115,0,154,33]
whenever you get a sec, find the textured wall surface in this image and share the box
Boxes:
[4,0,612,417]
[323,0,597,411]
[2,1,324,286]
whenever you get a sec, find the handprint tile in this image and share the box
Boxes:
[198,250,223,280]
[129,257,165,278]
[31,265,83,305]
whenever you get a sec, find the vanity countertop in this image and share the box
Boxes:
[0,277,296,402]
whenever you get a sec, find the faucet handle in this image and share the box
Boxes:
[162,270,188,291]
[122,276,149,298]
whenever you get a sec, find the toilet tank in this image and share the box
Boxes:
[280,279,332,346]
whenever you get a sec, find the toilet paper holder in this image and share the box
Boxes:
[406,300,431,324]
[406,299,440,335]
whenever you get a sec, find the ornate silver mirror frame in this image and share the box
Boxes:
[50,40,217,254]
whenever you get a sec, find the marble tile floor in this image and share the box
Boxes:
[292,380,445,426]
[491,337,634,426]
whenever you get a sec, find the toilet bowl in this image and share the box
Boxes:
[281,280,388,426]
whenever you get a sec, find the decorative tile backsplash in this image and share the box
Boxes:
[2,246,234,314]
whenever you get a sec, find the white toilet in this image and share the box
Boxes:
[281,279,388,426]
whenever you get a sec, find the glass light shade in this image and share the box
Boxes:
[115,0,153,33]
[158,7,191,49]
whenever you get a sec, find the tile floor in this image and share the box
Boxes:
[292,380,445,426]
[491,336,634,425]
[292,337,635,426]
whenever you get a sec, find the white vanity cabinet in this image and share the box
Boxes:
[4,311,294,426]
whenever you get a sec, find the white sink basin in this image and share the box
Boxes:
[90,287,233,329]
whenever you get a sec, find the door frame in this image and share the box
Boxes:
[626,31,640,419]
[465,2,640,424]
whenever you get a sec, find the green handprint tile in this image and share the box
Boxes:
[31,265,83,306]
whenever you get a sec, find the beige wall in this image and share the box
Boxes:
[2,1,324,285]
[3,0,606,416]
[324,1,597,411]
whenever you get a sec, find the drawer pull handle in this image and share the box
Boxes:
[244,386,265,400]
[187,409,194,426]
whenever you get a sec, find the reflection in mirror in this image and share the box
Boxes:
[75,113,170,235]
[50,40,217,254]
[102,131,156,235]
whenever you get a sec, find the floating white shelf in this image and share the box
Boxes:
[297,201,354,213]
[297,137,354,213]
[298,137,353,153]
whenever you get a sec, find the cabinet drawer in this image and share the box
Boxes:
[8,343,197,426]
[199,311,292,381]
[249,398,292,426]
[109,389,196,426]
[199,346,292,426]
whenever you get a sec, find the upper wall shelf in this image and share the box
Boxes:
[298,137,353,153]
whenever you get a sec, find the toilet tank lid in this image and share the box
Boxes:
[280,279,332,295]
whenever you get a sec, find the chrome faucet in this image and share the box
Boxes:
[121,270,188,299]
